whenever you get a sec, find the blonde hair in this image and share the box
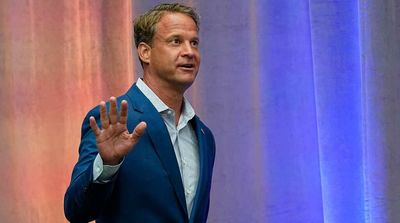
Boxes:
[133,3,200,48]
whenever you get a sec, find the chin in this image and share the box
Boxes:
[178,79,195,90]
[178,71,197,81]
[174,76,196,91]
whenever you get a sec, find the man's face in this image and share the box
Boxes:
[147,12,200,91]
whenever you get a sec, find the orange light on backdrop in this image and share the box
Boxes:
[0,0,135,221]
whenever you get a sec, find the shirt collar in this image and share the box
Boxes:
[136,78,195,120]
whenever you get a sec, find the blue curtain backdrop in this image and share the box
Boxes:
[137,0,400,222]
[0,0,399,222]
[172,0,399,222]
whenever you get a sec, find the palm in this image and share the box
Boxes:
[96,123,133,161]
[90,97,147,165]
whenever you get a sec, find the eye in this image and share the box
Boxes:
[170,38,181,45]
[191,40,199,48]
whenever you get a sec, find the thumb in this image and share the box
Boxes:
[131,121,147,142]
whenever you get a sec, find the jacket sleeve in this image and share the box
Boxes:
[64,107,118,222]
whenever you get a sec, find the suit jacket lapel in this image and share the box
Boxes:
[189,116,210,222]
[126,84,188,217]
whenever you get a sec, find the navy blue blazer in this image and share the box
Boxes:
[64,83,216,223]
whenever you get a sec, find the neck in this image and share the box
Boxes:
[142,75,184,125]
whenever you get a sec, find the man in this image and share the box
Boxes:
[64,3,216,223]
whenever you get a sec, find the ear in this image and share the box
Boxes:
[138,42,151,64]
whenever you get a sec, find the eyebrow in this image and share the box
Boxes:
[165,33,199,40]
[166,34,181,40]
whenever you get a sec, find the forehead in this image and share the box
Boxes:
[155,12,198,36]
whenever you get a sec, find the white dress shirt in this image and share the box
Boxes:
[93,78,200,217]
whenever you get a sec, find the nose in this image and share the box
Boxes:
[181,42,194,58]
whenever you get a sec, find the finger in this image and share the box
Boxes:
[131,121,147,143]
[109,97,117,125]
[89,116,101,136]
[119,100,128,124]
[99,101,109,129]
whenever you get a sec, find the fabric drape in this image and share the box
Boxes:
[0,0,399,222]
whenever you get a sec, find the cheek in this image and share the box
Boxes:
[195,51,201,60]
[196,54,201,65]
[163,51,179,64]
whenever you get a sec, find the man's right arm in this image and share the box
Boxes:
[64,109,118,222]
[64,97,146,222]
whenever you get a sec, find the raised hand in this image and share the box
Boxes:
[89,97,147,165]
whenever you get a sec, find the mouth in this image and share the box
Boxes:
[177,63,195,70]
